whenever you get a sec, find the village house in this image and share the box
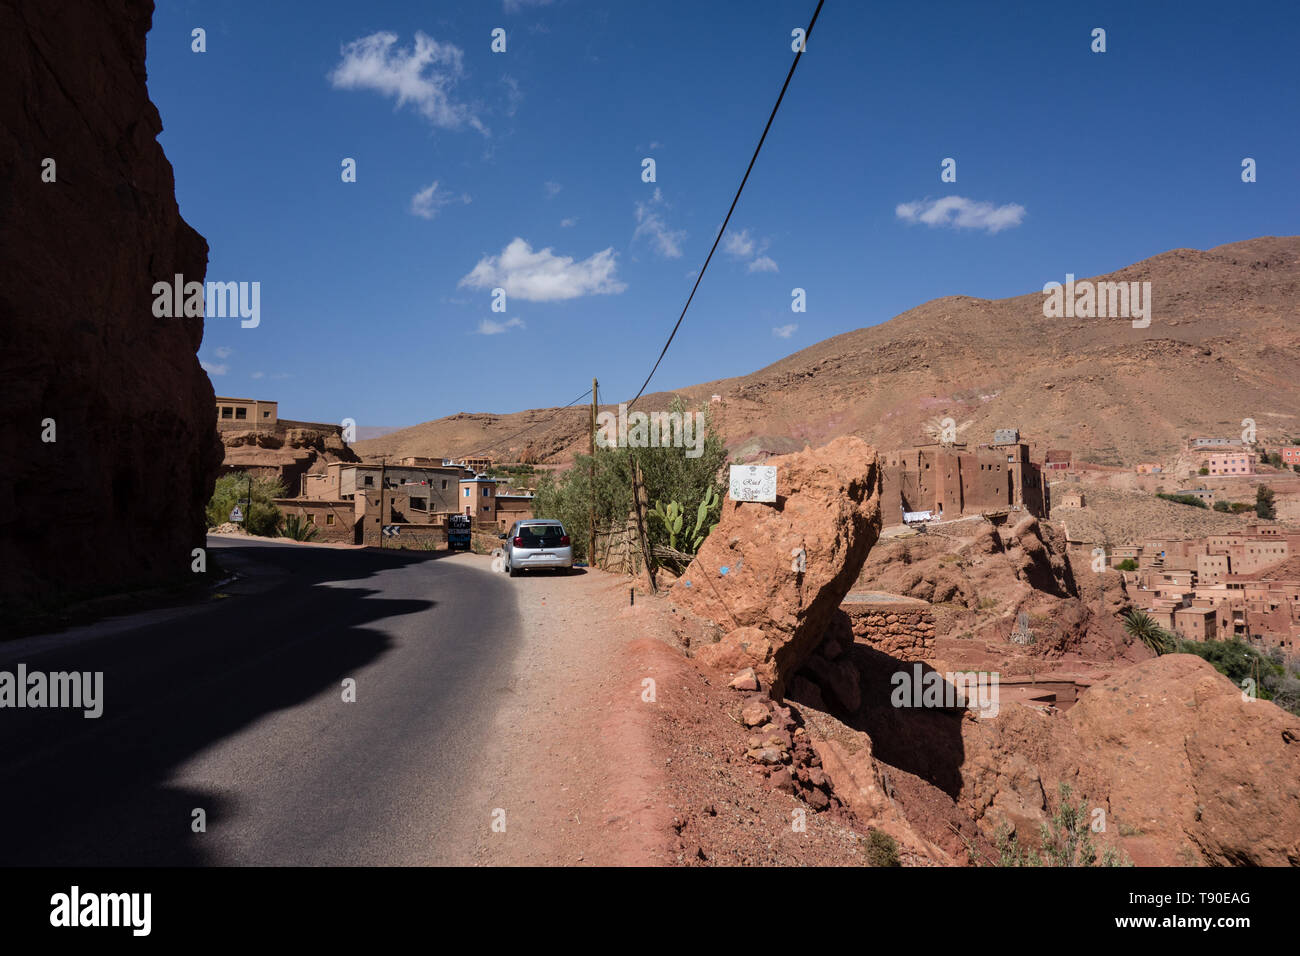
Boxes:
[215,396,278,429]
[1044,449,1072,472]
[879,429,1049,526]
[1204,452,1255,476]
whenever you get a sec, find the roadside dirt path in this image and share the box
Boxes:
[443,555,871,866]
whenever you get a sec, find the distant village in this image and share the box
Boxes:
[215,396,1300,650]
[215,395,530,547]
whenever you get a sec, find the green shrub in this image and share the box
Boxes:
[1156,492,1207,509]
[207,472,284,536]
[994,783,1131,867]
[1256,485,1276,520]
[864,829,900,867]
[279,513,319,542]
[1116,558,1138,571]
[531,399,728,563]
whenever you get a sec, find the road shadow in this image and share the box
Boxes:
[0,542,443,865]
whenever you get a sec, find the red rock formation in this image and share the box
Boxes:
[0,0,221,611]
[672,436,883,697]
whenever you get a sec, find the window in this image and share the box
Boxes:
[306,514,315,524]
[464,488,470,497]
[221,406,233,419]
[442,480,448,489]
[326,514,335,525]
[235,407,247,419]
[484,488,492,498]
[364,476,374,487]
[262,410,271,418]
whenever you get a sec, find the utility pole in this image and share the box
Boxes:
[589,376,598,566]
[379,456,386,550]
[631,453,657,594]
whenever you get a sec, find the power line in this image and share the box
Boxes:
[464,387,592,460]
[628,0,825,411]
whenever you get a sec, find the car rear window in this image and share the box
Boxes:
[520,524,564,544]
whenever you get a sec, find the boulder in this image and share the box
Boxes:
[677,436,883,697]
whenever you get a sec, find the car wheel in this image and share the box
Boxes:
[508,561,519,578]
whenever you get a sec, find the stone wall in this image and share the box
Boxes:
[0,0,223,611]
[842,601,936,661]
[360,523,447,549]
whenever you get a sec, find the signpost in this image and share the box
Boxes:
[382,526,400,539]
[728,465,777,503]
[229,505,243,523]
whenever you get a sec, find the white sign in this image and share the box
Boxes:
[903,510,933,523]
[729,465,777,503]
[229,506,243,523]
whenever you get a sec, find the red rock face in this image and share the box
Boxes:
[673,436,883,697]
[0,0,222,609]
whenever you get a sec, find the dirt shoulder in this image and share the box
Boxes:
[445,556,869,865]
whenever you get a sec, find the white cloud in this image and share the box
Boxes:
[560,217,577,228]
[459,238,627,301]
[723,229,757,259]
[213,346,233,359]
[633,188,686,259]
[328,32,485,134]
[201,361,228,375]
[748,255,779,273]
[410,181,471,219]
[476,317,526,335]
[501,75,522,117]
[649,140,663,150]
[895,196,1025,234]
[504,0,552,11]
[251,371,265,380]
[772,324,798,339]
[543,181,562,198]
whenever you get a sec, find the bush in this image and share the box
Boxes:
[994,783,1131,867]
[1256,485,1276,520]
[1116,558,1138,571]
[279,513,320,542]
[206,472,284,536]
[1213,500,1231,513]
[531,399,728,564]
[1175,638,1292,712]
[1198,467,1209,476]
[864,829,900,867]
[1156,492,1207,509]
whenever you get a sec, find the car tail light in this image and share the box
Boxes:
[513,536,524,547]
[560,535,570,546]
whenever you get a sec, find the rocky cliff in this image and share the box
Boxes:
[0,0,221,612]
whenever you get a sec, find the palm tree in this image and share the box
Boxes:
[1123,608,1176,655]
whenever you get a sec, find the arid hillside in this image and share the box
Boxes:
[357,236,1300,467]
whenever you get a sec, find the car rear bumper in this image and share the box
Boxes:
[512,548,574,569]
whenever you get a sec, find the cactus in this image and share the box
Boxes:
[653,487,721,556]
[651,499,685,550]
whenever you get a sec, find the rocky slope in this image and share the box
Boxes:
[0,0,221,612]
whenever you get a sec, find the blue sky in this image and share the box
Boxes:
[148,0,1299,432]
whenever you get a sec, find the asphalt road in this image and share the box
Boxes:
[0,537,521,865]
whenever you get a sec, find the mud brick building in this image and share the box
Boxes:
[879,430,1049,527]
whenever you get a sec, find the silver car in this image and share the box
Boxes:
[500,519,575,576]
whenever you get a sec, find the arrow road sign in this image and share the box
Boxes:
[229,506,243,523]
[382,526,400,538]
